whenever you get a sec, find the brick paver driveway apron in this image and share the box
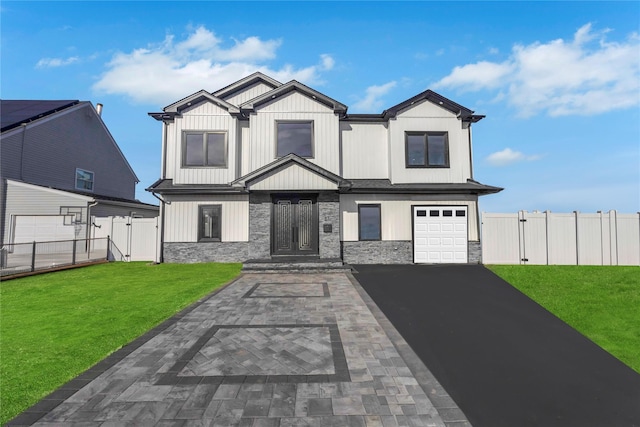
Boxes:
[10,272,469,426]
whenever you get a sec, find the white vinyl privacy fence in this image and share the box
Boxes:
[91,216,159,262]
[482,211,640,265]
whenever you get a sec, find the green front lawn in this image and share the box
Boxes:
[0,262,242,425]
[488,265,640,374]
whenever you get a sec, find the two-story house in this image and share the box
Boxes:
[147,72,501,265]
[1,100,158,246]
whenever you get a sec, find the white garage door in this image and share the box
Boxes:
[413,206,468,263]
[12,215,76,244]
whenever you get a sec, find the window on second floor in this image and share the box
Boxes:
[75,168,94,191]
[405,132,449,168]
[199,205,221,241]
[276,121,314,158]
[183,131,227,167]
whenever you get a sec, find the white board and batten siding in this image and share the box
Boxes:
[482,211,640,266]
[248,164,339,191]
[413,206,468,264]
[165,101,238,185]
[388,100,472,184]
[222,82,278,107]
[340,122,389,179]
[163,195,249,243]
[340,194,478,242]
[248,92,340,175]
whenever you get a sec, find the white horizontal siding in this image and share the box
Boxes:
[224,82,278,106]
[3,180,92,243]
[248,95,340,175]
[341,122,388,179]
[249,164,338,191]
[389,99,471,184]
[167,101,238,184]
[340,194,478,241]
[163,194,248,242]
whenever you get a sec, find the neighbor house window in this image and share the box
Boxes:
[199,205,221,241]
[75,168,94,191]
[276,121,313,157]
[358,204,381,241]
[405,132,449,168]
[183,131,227,167]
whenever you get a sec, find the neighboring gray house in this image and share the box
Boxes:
[148,73,501,264]
[1,100,158,245]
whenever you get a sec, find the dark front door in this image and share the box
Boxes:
[272,195,318,255]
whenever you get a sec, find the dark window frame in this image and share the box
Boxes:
[404,131,450,168]
[75,168,94,191]
[198,205,222,242]
[275,120,314,158]
[358,204,382,241]
[182,131,228,168]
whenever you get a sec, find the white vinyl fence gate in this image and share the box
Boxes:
[482,211,640,265]
[91,216,159,262]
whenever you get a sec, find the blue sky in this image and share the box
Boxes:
[2,1,639,213]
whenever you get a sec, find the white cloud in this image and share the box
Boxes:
[434,23,640,117]
[486,148,542,166]
[36,56,79,68]
[92,26,333,106]
[351,81,397,112]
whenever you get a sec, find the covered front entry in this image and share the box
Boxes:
[271,195,319,256]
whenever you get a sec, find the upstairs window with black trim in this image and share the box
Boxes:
[358,204,381,241]
[276,121,313,158]
[75,168,94,191]
[405,132,449,168]
[183,131,227,167]
[199,205,222,241]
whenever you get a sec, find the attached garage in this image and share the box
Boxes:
[413,206,468,263]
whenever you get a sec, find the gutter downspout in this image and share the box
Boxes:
[158,121,171,264]
[151,193,168,263]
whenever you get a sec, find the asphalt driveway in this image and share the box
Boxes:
[353,264,640,427]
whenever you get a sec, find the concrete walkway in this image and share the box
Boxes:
[9,272,470,426]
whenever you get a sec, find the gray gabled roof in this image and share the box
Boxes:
[232,154,351,189]
[163,90,240,114]
[146,179,245,195]
[345,90,484,123]
[240,81,348,115]
[346,179,503,195]
[213,72,282,100]
[1,100,79,132]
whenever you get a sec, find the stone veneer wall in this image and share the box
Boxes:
[318,193,341,259]
[248,193,271,260]
[343,241,413,264]
[343,240,484,264]
[468,241,482,264]
[164,242,248,263]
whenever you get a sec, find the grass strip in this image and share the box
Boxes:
[487,265,640,374]
[0,262,241,424]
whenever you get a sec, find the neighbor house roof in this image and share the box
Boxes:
[1,100,79,132]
